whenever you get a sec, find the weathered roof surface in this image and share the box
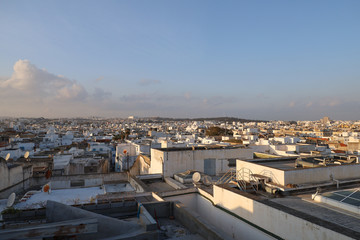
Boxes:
[46,201,145,239]
[218,184,360,239]
[269,194,360,239]
[53,155,72,169]
[15,187,105,209]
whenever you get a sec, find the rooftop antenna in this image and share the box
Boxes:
[7,192,16,208]
[5,153,10,161]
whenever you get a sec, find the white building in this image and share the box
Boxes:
[115,143,137,172]
[147,146,254,177]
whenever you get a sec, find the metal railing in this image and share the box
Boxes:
[217,167,259,192]
[237,179,247,191]
[216,168,236,184]
[258,169,280,185]
[237,168,259,192]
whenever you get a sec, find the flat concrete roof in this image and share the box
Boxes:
[219,184,360,239]
[245,156,359,171]
[154,145,245,152]
[258,159,296,170]
[142,180,175,192]
[269,192,360,238]
[15,187,105,209]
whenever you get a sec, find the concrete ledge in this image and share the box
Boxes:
[152,192,164,201]
[2,208,46,221]
[138,204,157,231]
[143,201,173,218]
[0,178,32,199]
[313,194,360,215]
[136,174,162,180]
[2,201,140,222]
[46,200,145,239]
[0,218,98,239]
[157,188,197,198]
[164,177,187,190]
[129,176,149,192]
[198,187,215,202]
[173,202,231,240]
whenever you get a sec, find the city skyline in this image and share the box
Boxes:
[1,1,360,120]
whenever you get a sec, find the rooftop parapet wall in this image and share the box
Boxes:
[213,185,355,240]
[0,159,33,193]
[237,159,360,186]
[237,159,285,186]
[284,163,360,185]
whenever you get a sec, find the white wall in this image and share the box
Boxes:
[238,159,360,186]
[150,147,254,177]
[139,156,151,175]
[250,144,270,153]
[0,159,32,192]
[236,160,285,185]
[115,143,137,172]
[149,148,164,174]
[284,163,360,185]
[213,185,353,240]
[269,145,299,156]
[165,193,273,240]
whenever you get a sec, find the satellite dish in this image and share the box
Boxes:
[203,175,213,186]
[5,153,10,161]
[192,172,201,183]
[7,193,16,208]
[24,151,30,159]
[42,184,51,193]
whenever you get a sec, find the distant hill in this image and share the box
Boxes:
[141,117,267,123]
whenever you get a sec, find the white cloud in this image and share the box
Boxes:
[0,60,108,117]
[318,97,341,107]
[57,82,87,100]
[1,60,356,120]
[0,59,87,100]
[93,87,112,101]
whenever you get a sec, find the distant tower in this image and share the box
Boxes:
[321,116,330,124]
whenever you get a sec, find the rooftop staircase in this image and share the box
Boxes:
[216,168,261,193]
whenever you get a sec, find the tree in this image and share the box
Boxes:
[206,126,232,136]
[113,131,126,141]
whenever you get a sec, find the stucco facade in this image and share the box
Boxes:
[149,147,254,177]
[0,159,32,193]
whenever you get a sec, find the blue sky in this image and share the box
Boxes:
[0,1,359,120]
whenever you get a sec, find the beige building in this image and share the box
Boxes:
[147,145,255,177]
